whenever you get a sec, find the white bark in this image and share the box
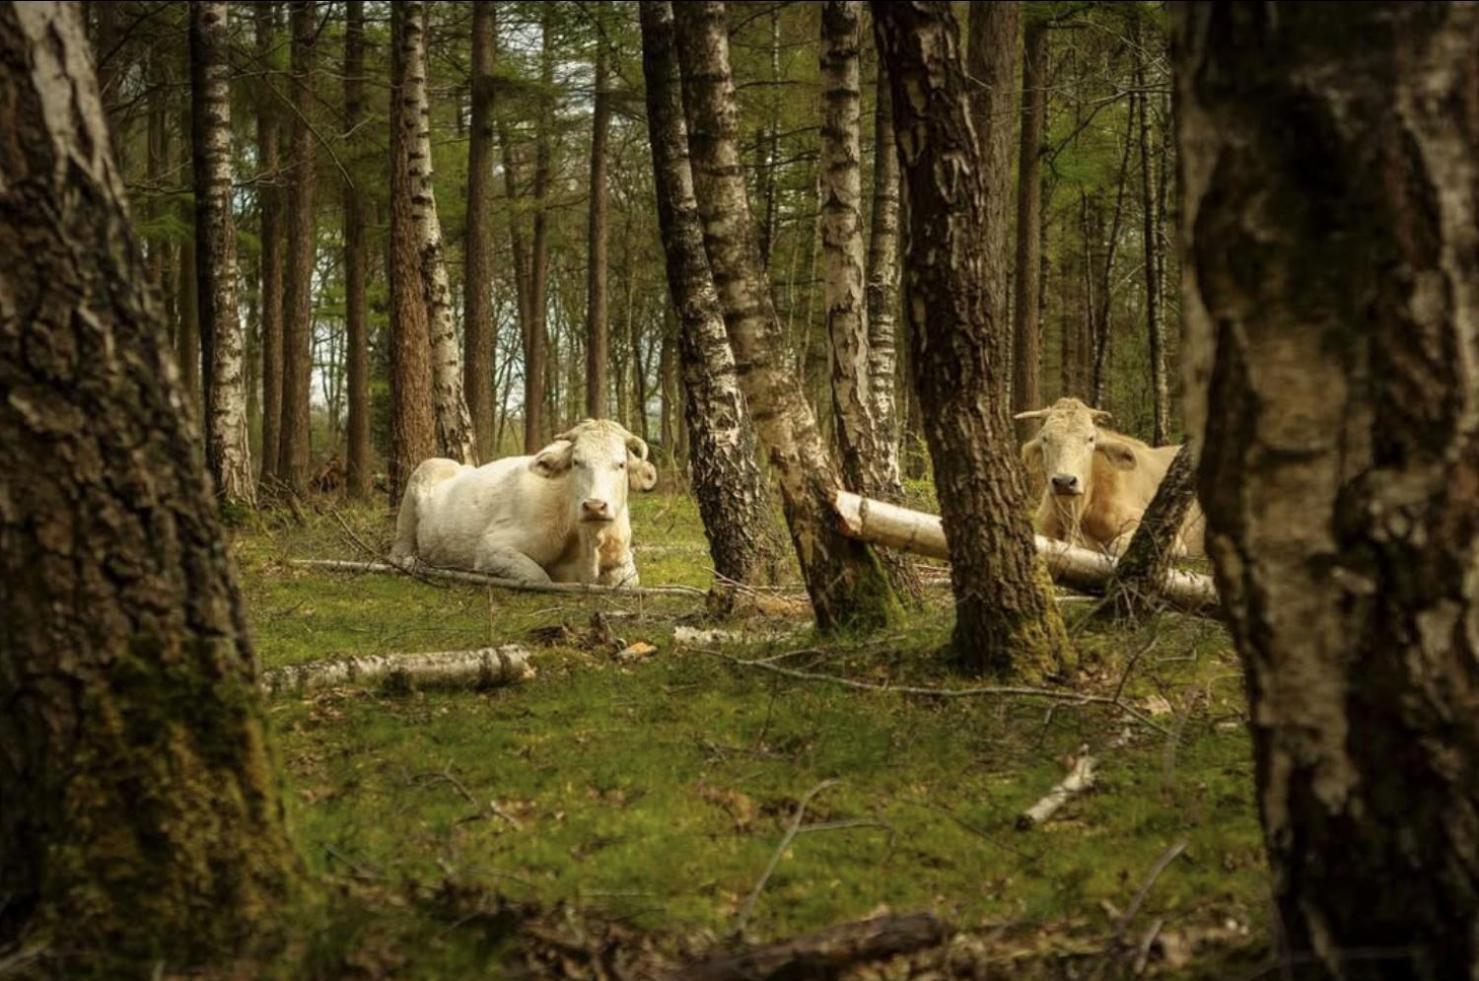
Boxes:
[1016,753,1097,830]
[261,646,533,696]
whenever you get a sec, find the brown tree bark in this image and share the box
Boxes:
[865,65,903,490]
[387,1,435,503]
[1099,442,1200,619]
[465,0,497,462]
[190,0,254,506]
[671,0,898,630]
[1089,105,1134,411]
[177,201,201,418]
[640,0,780,600]
[0,3,297,966]
[277,0,316,493]
[1012,14,1047,442]
[1133,11,1168,445]
[1178,3,1479,976]
[255,1,285,487]
[524,6,554,451]
[966,0,1019,325]
[875,1,1070,678]
[343,0,370,497]
[585,0,612,419]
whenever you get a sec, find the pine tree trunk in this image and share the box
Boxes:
[0,4,297,965]
[1090,105,1134,413]
[190,0,254,507]
[640,0,780,598]
[1178,4,1479,976]
[671,1,898,629]
[1099,442,1198,620]
[586,1,612,419]
[1133,12,1168,445]
[465,0,497,463]
[146,50,169,295]
[524,8,554,451]
[255,2,285,487]
[874,0,1070,679]
[966,0,1019,332]
[758,5,782,269]
[177,202,201,418]
[865,66,903,492]
[1011,15,1047,442]
[387,1,436,503]
[278,0,316,493]
[343,0,370,497]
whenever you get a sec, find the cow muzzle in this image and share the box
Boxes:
[581,498,615,522]
[1049,474,1083,496]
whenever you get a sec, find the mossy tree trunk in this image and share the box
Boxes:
[671,0,899,631]
[1178,3,1479,976]
[0,2,298,967]
[874,0,1071,678]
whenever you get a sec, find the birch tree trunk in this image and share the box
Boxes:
[190,0,254,506]
[465,0,497,462]
[1178,3,1479,976]
[640,0,780,599]
[343,0,370,497]
[586,1,612,419]
[387,1,435,503]
[1011,15,1047,442]
[671,0,898,630]
[277,0,316,493]
[1133,12,1168,445]
[874,1,1070,679]
[255,1,284,487]
[865,66,903,489]
[0,4,297,964]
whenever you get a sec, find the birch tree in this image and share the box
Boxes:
[865,65,902,490]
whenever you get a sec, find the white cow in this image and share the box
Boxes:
[391,419,659,585]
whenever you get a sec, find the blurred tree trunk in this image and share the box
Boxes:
[585,1,611,419]
[190,0,254,506]
[465,0,496,462]
[1134,11,1168,445]
[0,4,297,966]
[387,1,435,503]
[277,0,316,493]
[1011,15,1047,441]
[875,0,1070,679]
[177,200,201,418]
[255,2,284,487]
[524,7,554,451]
[146,50,169,294]
[1179,4,1479,977]
[343,0,370,496]
[865,66,903,490]
[671,0,897,629]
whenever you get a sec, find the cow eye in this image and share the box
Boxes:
[616,460,626,470]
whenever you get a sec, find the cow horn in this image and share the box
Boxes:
[625,434,650,462]
[1013,409,1051,421]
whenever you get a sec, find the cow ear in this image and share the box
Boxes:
[531,439,574,478]
[1096,438,1137,470]
[1021,438,1043,473]
[629,459,658,492]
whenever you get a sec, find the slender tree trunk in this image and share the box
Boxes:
[1179,4,1479,977]
[966,0,1019,331]
[672,0,897,630]
[146,50,169,294]
[190,0,254,506]
[343,0,370,497]
[524,8,554,451]
[585,0,612,419]
[658,313,677,464]
[1099,442,1197,619]
[1012,14,1047,441]
[0,4,297,965]
[875,0,1070,678]
[1091,104,1135,411]
[255,2,284,487]
[278,0,316,493]
[177,203,201,417]
[758,4,782,268]
[1133,15,1168,445]
[465,0,497,462]
[387,1,435,503]
[865,65,903,492]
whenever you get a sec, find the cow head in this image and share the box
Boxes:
[1016,399,1137,508]
[531,419,658,523]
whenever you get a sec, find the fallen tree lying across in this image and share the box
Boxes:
[831,491,1219,615]
[678,911,948,981]
[260,645,535,696]
[289,558,709,598]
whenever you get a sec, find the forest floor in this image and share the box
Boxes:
[236,489,1274,979]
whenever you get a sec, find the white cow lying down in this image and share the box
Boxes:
[391,419,659,585]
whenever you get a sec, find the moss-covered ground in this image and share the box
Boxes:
[236,490,1271,978]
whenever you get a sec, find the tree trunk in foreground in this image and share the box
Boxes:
[277,0,316,493]
[1178,3,1479,977]
[0,3,297,966]
[388,1,435,503]
[190,0,254,506]
[1099,441,1198,620]
[465,0,497,462]
[640,0,780,601]
[343,0,370,497]
[586,1,612,419]
[875,1,1070,679]
[672,0,898,631]
[1012,14,1047,442]
[255,1,284,487]
[865,65,903,490]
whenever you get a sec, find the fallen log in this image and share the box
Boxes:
[260,645,534,696]
[1017,751,1098,830]
[288,558,708,598]
[831,491,1218,615]
[677,911,949,981]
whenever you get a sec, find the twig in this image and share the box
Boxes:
[1017,751,1098,830]
[290,558,708,597]
[691,647,1171,736]
[733,780,839,936]
[1133,917,1165,976]
[1118,840,1188,930]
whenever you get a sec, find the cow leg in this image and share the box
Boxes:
[473,546,553,584]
